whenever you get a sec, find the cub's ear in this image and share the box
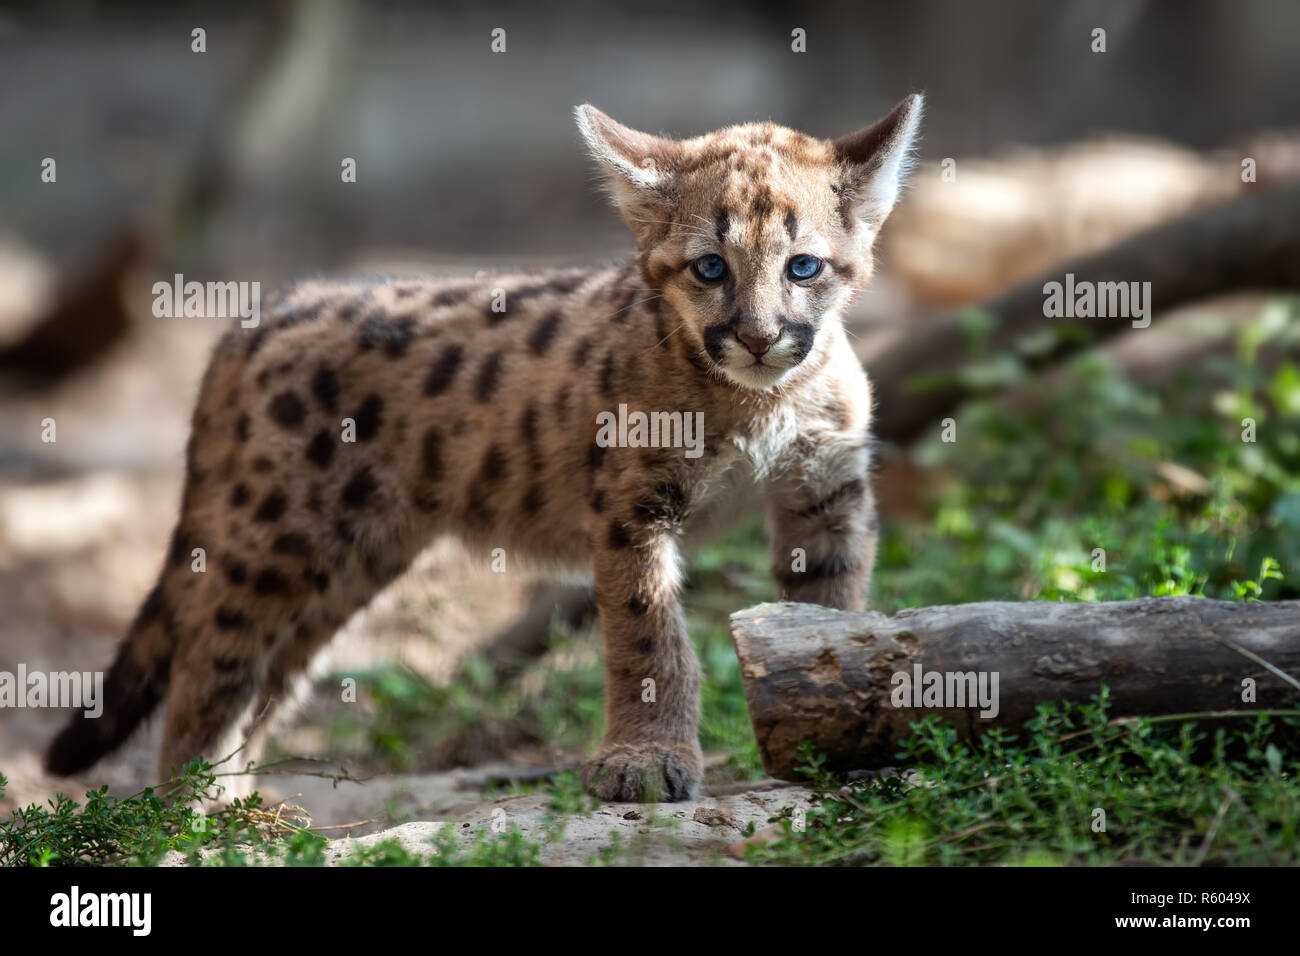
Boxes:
[576,105,683,240]
[833,93,924,229]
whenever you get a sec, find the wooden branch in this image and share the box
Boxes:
[870,183,1300,444]
[730,597,1300,780]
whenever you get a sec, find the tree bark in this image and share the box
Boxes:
[730,597,1300,780]
[870,183,1300,443]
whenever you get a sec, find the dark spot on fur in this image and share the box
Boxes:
[637,637,655,655]
[307,429,335,468]
[424,343,464,396]
[466,488,494,525]
[479,444,507,483]
[432,286,472,308]
[548,272,587,294]
[783,209,798,241]
[254,567,292,596]
[784,320,817,364]
[793,478,866,518]
[634,482,689,525]
[826,258,856,280]
[252,457,275,474]
[519,405,543,469]
[599,352,617,397]
[214,606,249,630]
[609,286,639,325]
[303,568,330,592]
[230,484,250,507]
[590,489,606,512]
[774,555,859,589]
[311,367,340,413]
[341,466,378,508]
[269,391,307,428]
[520,404,540,443]
[522,484,544,513]
[527,311,564,355]
[236,413,251,441]
[475,351,504,401]
[702,312,740,364]
[588,442,606,470]
[214,655,243,673]
[626,596,649,616]
[254,491,287,522]
[245,328,269,357]
[352,394,384,442]
[358,314,415,357]
[224,561,247,585]
[714,209,730,242]
[607,521,632,549]
[571,336,594,366]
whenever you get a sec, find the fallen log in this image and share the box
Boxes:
[729,597,1300,780]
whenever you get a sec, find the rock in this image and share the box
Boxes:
[691,807,734,828]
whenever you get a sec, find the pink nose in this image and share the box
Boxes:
[736,328,782,356]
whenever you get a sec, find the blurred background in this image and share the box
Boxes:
[1,0,1298,826]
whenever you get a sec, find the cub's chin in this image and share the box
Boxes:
[719,359,798,391]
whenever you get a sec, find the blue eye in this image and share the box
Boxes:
[692,254,728,282]
[787,254,823,281]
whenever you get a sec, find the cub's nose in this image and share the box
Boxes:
[736,327,783,356]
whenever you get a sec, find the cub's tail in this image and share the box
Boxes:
[44,581,175,776]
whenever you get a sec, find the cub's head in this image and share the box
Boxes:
[577,95,922,391]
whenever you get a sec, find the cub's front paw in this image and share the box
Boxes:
[582,742,703,803]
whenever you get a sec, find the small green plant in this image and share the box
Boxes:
[1230,556,1284,601]
[0,759,293,867]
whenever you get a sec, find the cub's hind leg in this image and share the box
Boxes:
[238,618,344,795]
[157,622,268,800]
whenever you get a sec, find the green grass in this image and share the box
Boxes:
[751,696,1300,866]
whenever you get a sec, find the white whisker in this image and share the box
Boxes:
[602,293,662,324]
[644,319,686,353]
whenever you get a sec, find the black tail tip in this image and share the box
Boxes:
[44,721,103,777]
